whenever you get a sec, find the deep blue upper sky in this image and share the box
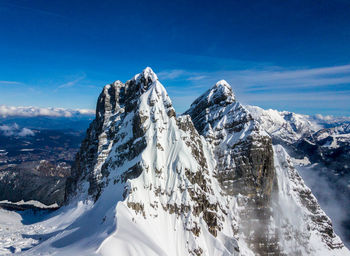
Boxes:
[1,0,350,115]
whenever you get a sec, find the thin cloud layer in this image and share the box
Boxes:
[57,74,87,89]
[0,105,95,118]
[0,81,22,85]
[159,64,350,89]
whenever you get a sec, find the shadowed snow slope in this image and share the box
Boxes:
[0,68,349,256]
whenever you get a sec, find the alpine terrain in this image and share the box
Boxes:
[0,67,349,256]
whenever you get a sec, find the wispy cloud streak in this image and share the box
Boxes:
[0,81,22,85]
[1,2,67,19]
[160,64,350,115]
[158,70,186,80]
[159,64,350,90]
[57,74,86,89]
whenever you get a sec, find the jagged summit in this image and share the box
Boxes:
[184,80,237,137]
[209,79,235,104]
[94,67,171,125]
[185,80,251,136]
[100,67,160,104]
[134,66,158,83]
[213,79,234,96]
[128,66,159,93]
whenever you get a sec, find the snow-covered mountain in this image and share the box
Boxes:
[185,80,348,255]
[0,68,349,255]
[245,105,350,147]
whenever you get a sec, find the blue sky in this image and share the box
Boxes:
[1,0,350,115]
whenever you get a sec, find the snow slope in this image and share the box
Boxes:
[245,105,320,144]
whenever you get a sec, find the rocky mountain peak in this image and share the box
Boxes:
[135,66,158,82]
[131,66,159,93]
[208,79,235,104]
[94,67,169,123]
[188,80,235,115]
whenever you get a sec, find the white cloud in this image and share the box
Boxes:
[0,123,34,137]
[314,114,334,121]
[0,124,16,136]
[313,114,350,122]
[158,70,207,81]
[187,75,207,81]
[0,105,95,118]
[18,128,35,137]
[157,70,186,80]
